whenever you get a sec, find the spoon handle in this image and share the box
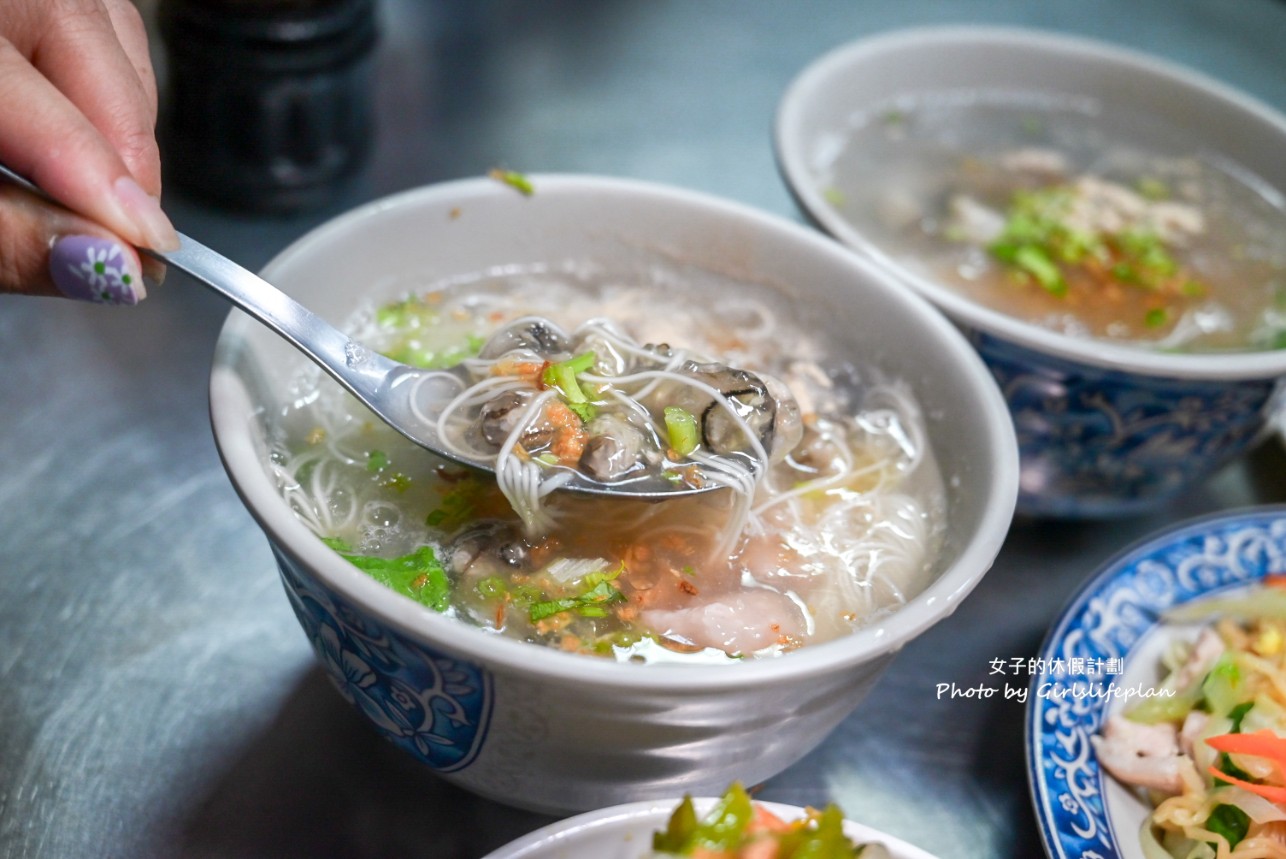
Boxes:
[153,232,397,388]
[0,161,396,402]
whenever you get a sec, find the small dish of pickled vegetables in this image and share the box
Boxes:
[483,783,938,859]
[1027,507,1286,859]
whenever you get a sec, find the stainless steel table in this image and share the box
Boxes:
[3,2,1285,856]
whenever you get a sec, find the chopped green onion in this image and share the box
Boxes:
[1112,262,1139,284]
[489,168,534,196]
[384,334,486,370]
[376,297,436,329]
[1012,245,1067,296]
[475,576,507,600]
[664,406,700,456]
[542,351,597,404]
[382,472,412,492]
[985,185,1202,300]
[1144,307,1169,328]
[1136,176,1171,201]
[566,401,597,423]
[366,450,389,473]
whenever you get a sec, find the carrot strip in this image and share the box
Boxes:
[1264,574,1286,590]
[1206,765,1286,803]
[1205,730,1286,768]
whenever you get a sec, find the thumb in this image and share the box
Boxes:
[0,184,156,305]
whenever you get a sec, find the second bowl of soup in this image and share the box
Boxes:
[776,26,1286,516]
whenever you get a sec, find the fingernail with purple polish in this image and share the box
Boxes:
[50,235,146,305]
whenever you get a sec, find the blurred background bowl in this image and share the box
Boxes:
[775,26,1286,518]
[209,174,1017,813]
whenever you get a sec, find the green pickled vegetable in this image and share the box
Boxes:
[653,795,701,853]
[777,804,853,859]
[689,781,756,852]
[652,782,862,858]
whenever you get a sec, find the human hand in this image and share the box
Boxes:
[0,0,179,305]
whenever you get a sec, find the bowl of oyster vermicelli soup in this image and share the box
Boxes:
[209,174,1018,812]
[776,27,1286,518]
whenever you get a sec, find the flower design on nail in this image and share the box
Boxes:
[76,245,130,297]
[50,236,143,305]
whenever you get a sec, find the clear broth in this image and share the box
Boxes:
[819,91,1286,351]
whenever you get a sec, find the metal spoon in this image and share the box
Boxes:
[0,163,713,499]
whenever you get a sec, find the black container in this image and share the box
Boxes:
[159,0,378,213]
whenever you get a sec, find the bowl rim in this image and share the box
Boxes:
[774,24,1286,381]
[209,172,1019,692]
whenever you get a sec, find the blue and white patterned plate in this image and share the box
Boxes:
[1026,506,1286,859]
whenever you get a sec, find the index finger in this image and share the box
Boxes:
[0,38,177,251]
[31,0,162,193]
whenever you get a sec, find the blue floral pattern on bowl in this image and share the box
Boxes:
[973,332,1284,517]
[274,546,493,772]
[1027,507,1286,859]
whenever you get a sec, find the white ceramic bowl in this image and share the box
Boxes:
[209,174,1018,813]
[482,797,940,858]
[776,26,1286,517]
